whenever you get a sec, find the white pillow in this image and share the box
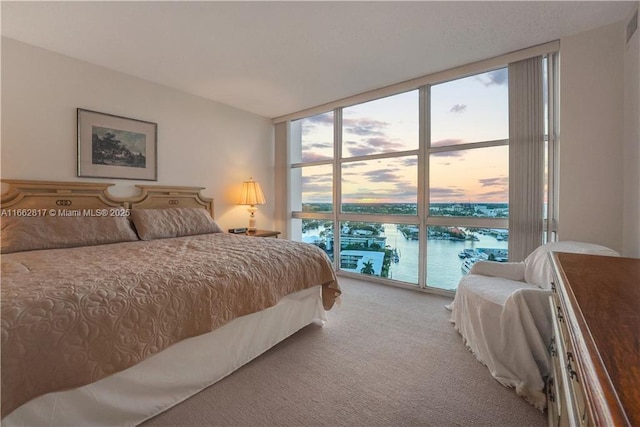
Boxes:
[524,241,619,289]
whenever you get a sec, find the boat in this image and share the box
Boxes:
[458,248,476,259]
[392,248,400,263]
[461,258,476,274]
[461,253,489,274]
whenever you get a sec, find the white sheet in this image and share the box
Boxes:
[448,241,620,410]
[4,286,326,427]
[449,274,551,410]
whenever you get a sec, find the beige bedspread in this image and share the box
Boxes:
[1,233,340,418]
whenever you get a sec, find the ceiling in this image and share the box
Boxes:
[1,1,635,118]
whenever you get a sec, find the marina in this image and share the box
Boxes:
[303,223,509,291]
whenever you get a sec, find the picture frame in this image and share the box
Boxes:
[77,108,158,181]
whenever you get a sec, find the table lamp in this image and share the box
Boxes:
[238,177,266,231]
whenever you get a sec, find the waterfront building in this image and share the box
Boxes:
[340,250,385,276]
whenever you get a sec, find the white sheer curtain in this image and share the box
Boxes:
[508,56,544,262]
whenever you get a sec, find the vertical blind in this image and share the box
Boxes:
[508,56,544,262]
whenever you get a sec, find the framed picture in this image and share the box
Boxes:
[77,108,157,181]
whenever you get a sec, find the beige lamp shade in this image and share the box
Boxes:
[238,178,266,206]
[238,178,265,231]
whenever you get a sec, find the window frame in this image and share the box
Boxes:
[286,50,559,295]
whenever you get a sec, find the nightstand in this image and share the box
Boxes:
[245,230,281,238]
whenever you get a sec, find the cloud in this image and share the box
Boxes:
[301,153,332,162]
[362,168,401,183]
[346,145,378,157]
[300,141,333,162]
[477,68,508,86]
[342,161,369,169]
[302,174,332,185]
[342,182,417,203]
[300,113,333,135]
[346,137,406,157]
[429,187,467,200]
[306,142,332,150]
[301,174,333,197]
[478,190,508,199]
[392,182,418,197]
[343,118,388,137]
[300,142,334,163]
[365,137,398,149]
[305,113,333,125]
[450,104,467,113]
[478,176,508,187]
[431,150,463,158]
[399,157,418,167]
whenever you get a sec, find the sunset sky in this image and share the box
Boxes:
[298,68,509,205]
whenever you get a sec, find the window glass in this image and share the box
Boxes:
[288,59,558,292]
[342,91,419,158]
[300,219,334,261]
[341,156,417,215]
[430,68,508,147]
[339,221,419,285]
[426,226,509,290]
[291,112,334,164]
[299,164,333,212]
[429,146,508,217]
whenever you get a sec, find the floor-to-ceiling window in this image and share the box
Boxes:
[426,68,509,290]
[287,50,558,293]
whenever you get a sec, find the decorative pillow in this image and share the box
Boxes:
[524,241,620,289]
[0,209,139,254]
[130,208,222,241]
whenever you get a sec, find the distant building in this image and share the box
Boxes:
[340,250,385,276]
[340,235,387,248]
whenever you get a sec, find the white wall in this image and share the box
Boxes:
[1,37,275,231]
[623,4,640,257]
[559,22,626,254]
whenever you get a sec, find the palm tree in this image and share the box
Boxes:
[361,260,375,275]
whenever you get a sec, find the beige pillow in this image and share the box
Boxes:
[130,208,221,241]
[1,210,139,254]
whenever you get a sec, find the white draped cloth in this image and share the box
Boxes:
[448,241,620,410]
[448,263,551,409]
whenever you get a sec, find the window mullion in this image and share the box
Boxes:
[334,108,342,271]
[340,149,419,164]
[291,159,333,169]
[428,139,509,154]
[419,86,429,289]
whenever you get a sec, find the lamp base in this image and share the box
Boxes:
[247,206,257,231]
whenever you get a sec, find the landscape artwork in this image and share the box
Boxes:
[77,108,157,180]
[92,126,146,168]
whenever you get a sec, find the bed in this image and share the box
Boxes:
[0,180,341,426]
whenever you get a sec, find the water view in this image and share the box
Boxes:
[300,203,509,291]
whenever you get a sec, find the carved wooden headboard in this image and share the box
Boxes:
[1,180,214,218]
[0,180,124,211]
[129,185,213,217]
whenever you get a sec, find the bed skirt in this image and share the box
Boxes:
[4,285,326,427]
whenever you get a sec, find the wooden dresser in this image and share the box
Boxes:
[547,252,640,427]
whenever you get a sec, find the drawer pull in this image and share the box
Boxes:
[557,306,564,322]
[551,281,556,292]
[567,361,579,382]
[547,377,556,402]
[550,336,557,357]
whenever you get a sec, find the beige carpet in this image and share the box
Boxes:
[144,277,546,426]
